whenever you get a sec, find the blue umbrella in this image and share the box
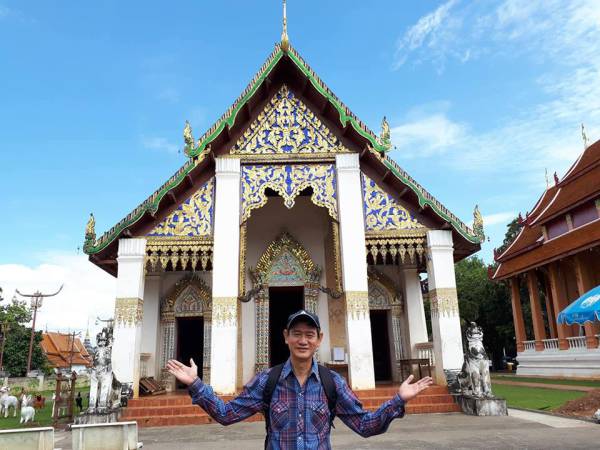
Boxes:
[557,285,600,325]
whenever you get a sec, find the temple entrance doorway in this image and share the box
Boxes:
[176,317,204,388]
[269,286,304,367]
[370,310,392,382]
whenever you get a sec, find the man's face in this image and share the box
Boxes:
[283,321,323,362]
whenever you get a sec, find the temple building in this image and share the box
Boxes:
[492,137,600,377]
[41,332,93,374]
[84,33,483,396]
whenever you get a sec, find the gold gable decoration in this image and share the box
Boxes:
[231,85,349,156]
[362,173,423,231]
[365,231,427,265]
[148,178,214,237]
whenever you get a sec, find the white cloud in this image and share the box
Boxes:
[0,253,116,343]
[482,211,516,226]
[142,136,179,154]
[394,0,459,70]
[390,113,467,157]
[390,0,600,184]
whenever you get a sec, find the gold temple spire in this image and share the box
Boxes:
[281,0,290,52]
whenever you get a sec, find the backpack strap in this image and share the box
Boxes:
[262,363,285,449]
[318,364,338,428]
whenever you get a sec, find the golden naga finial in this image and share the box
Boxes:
[281,0,290,52]
[377,116,392,153]
[84,213,96,253]
[473,205,485,243]
[183,120,195,148]
[581,123,589,149]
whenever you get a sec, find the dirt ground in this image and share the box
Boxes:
[555,389,600,419]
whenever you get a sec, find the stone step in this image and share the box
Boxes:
[123,385,459,427]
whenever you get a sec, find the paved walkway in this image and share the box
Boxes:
[53,410,600,449]
[492,379,596,392]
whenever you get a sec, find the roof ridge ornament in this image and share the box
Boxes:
[581,123,589,150]
[281,0,290,52]
[183,120,195,157]
[378,116,392,153]
[473,205,485,243]
[83,213,96,253]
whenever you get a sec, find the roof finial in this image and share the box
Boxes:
[281,0,290,52]
[581,123,589,149]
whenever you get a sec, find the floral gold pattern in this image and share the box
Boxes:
[365,234,427,265]
[232,85,346,156]
[241,164,338,222]
[213,297,237,327]
[114,298,144,327]
[146,237,213,272]
[362,173,422,231]
[345,291,369,320]
[148,178,214,237]
[429,288,459,317]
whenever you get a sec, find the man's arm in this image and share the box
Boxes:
[167,358,265,426]
[187,374,266,426]
[333,373,405,438]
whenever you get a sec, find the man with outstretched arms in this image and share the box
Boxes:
[167,310,433,449]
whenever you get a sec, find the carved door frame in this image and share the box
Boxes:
[159,275,212,390]
[251,232,322,372]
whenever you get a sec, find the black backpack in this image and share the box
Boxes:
[262,363,338,448]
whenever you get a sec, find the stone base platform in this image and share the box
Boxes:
[121,385,460,427]
[455,395,507,416]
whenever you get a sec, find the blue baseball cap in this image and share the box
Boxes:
[286,310,321,332]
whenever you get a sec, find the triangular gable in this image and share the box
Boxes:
[85,43,481,265]
[232,85,347,155]
[148,178,214,237]
[361,173,424,232]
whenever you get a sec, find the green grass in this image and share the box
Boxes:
[0,387,90,430]
[491,383,587,411]
[491,374,600,388]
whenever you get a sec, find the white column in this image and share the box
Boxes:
[336,153,375,390]
[141,275,161,378]
[113,238,146,398]
[210,157,241,394]
[402,266,429,357]
[426,230,463,384]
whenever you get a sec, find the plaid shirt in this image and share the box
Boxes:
[188,358,405,449]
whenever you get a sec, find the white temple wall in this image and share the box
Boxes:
[141,275,161,378]
[244,196,331,379]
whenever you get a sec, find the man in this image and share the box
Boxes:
[167,310,433,449]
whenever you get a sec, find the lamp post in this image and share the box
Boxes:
[16,285,63,375]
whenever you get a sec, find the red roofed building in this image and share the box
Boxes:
[41,332,93,374]
[492,139,600,377]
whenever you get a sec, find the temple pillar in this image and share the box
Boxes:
[526,271,547,351]
[141,274,161,378]
[573,254,599,349]
[548,262,571,350]
[509,277,527,352]
[426,230,463,385]
[402,266,428,357]
[113,238,146,398]
[210,157,241,394]
[542,274,557,339]
[335,154,375,390]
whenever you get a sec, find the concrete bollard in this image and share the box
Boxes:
[0,427,54,450]
[71,421,142,450]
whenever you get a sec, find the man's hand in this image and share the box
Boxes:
[166,358,199,386]
[398,375,433,402]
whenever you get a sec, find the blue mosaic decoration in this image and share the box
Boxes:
[231,85,344,155]
[148,178,214,237]
[362,173,423,231]
[241,164,338,222]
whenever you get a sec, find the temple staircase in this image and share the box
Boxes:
[121,384,460,428]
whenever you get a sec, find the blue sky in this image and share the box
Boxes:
[0,1,599,332]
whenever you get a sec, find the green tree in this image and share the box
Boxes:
[0,293,48,376]
[455,256,515,368]
[496,217,523,255]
